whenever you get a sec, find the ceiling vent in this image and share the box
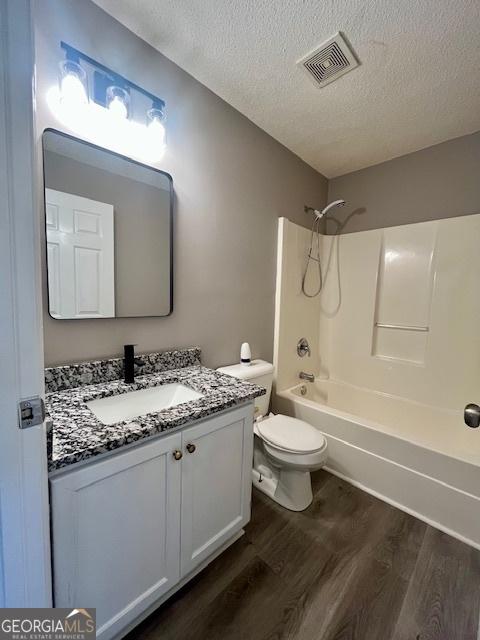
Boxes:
[297,32,359,88]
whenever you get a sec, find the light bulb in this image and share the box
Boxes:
[108,95,128,119]
[106,86,129,120]
[147,107,166,148]
[59,60,87,104]
[148,118,166,145]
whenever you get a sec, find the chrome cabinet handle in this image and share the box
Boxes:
[172,449,183,460]
[186,443,196,454]
[464,404,480,428]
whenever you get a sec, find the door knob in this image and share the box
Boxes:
[186,443,196,454]
[172,449,183,460]
[464,403,480,428]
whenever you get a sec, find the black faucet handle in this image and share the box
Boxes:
[134,357,144,367]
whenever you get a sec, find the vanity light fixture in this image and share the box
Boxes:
[47,42,167,163]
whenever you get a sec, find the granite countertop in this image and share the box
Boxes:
[46,363,265,473]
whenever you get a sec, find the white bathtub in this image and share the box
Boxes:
[274,379,480,548]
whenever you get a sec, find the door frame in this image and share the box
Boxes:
[0,0,52,606]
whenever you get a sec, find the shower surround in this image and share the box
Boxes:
[273,216,480,547]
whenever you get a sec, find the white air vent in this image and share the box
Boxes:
[298,32,359,88]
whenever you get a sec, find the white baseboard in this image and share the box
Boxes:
[323,434,480,550]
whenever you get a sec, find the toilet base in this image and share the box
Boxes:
[252,467,313,512]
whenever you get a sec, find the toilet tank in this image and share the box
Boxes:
[217,360,274,418]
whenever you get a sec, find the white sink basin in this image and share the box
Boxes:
[86,383,203,426]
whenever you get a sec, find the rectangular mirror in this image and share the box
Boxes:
[42,129,173,319]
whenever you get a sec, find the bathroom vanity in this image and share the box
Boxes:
[40,130,265,637]
[46,348,264,640]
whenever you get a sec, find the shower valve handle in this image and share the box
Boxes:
[297,338,311,358]
[464,403,480,428]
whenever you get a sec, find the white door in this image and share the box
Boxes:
[51,433,182,640]
[45,188,115,318]
[180,404,254,577]
[0,0,51,607]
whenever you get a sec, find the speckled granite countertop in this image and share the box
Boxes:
[46,363,265,473]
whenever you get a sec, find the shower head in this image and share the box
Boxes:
[319,199,346,218]
[304,199,346,219]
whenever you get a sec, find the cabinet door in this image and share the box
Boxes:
[180,404,254,576]
[50,433,182,640]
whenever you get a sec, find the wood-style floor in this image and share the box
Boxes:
[127,470,480,640]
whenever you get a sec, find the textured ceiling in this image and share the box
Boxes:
[92,0,480,177]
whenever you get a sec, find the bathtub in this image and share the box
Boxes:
[274,379,480,548]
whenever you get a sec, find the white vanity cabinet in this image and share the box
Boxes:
[50,403,254,640]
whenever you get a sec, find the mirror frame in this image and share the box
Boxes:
[42,128,174,320]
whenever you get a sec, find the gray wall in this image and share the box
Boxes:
[44,150,172,317]
[34,0,328,367]
[327,131,480,234]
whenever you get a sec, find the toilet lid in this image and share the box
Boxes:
[257,414,326,453]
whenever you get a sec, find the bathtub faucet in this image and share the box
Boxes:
[299,371,315,383]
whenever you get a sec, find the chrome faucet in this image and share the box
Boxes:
[299,371,315,383]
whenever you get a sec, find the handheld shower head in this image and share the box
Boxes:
[301,198,346,298]
[319,199,346,217]
[304,199,346,219]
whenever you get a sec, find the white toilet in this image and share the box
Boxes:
[217,360,328,511]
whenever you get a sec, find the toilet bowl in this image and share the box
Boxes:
[217,359,328,512]
[253,413,328,511]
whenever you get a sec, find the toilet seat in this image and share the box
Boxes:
[257,414,326,454]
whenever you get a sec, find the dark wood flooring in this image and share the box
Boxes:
[127,470,480,640]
